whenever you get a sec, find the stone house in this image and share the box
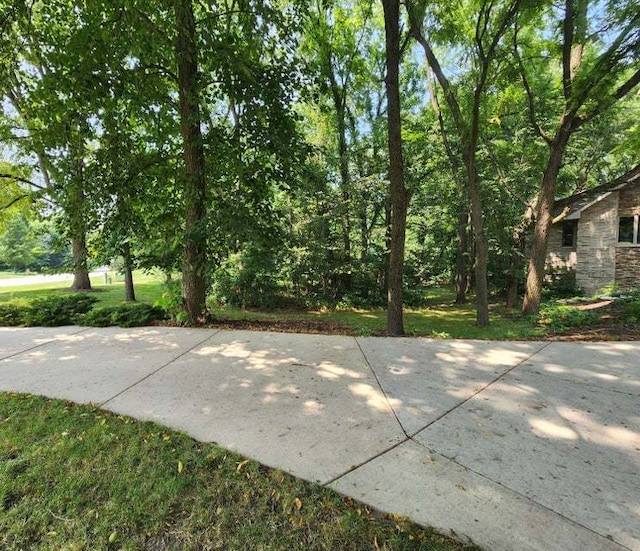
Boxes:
[546,164,640,295]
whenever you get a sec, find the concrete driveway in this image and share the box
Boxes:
[0,326,638,551]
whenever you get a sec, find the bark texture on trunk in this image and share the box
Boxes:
[69,140,91,292]
[466,153,489,326]
[522,130,571,315]
[71,236,91,291]
[454,205,470,304]
[122,241,136,302]
[382,0,408,336]
[174,0,207,325]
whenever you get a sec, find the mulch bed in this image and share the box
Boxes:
[205,317,365,336]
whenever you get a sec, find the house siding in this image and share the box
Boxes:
[545,223,577,281]
[615,248,640,290]
[575,193,618,295]
[618,184,640,216]
[614,182,640,290]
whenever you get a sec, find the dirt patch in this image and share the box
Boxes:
[205,317,378,336]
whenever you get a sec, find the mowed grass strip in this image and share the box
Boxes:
[0,393,471,551]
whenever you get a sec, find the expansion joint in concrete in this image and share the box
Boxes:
[410,341,554,439]
[0,326,91,363]
[99,330,221,408]
[354,336,410,439]
[321,436,410,487]
[409,437,631,551]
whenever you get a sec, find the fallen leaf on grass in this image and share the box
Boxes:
[236,459,250,472]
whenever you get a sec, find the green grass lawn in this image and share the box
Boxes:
[0,392,469,551]
[0,271,31,280]
[0,271,165,309]
[0,274,555,339]
[208,288,545,340]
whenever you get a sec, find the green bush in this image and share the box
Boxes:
[538,304,597,332]
[623,300,640,324]
[22,294,99,326]
[543,267,582,299]
[81,303,166,328]
[154,279,186,323]
[212,251,292,309]
[0,303,26,326]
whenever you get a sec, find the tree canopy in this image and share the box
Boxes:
[0,0,637,331]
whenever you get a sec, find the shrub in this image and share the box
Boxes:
[543,267,582,299]
[623,300,640,324]
[0,303,26,326]
[81,303,166,328]
[154,280,186,323]
[538,304,597,332]
[22,294,99,326]
[212,252,291,309]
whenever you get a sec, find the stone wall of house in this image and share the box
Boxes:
[618,182,640,216]
[545,223,577,282]
[615,248,640,290]
[615,182,640,289]
[575,193,618,295]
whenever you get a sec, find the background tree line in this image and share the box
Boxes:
[0,0,638,333]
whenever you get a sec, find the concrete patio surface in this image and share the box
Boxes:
[0,327,638,551]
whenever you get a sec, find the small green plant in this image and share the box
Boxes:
[22,294,99,326]
[355,326,373,336]
[430,330,452,338]
[81,303,166,328]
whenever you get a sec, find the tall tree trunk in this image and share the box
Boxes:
[174,0,207,325]
[454,204,470,304]
[522,129,571,314]
[466,76,490,326]
[383,197,391,297]
[122,241,136,302]
[71,234,91,291]
[338,129,352,292]
[328,74,352,293]
[466,150,490,325]
[69,138,91,292]
[428,72,470,304]
[382,0,408,336]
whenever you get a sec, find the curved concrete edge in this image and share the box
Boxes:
[329,440,626,551]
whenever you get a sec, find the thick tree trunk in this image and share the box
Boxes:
[71,235,91,291]
[383,198,391,296]
[174,0,207,325]
[522,130,571,315]
[122,241,136,302]
[382,0,408,336]
[69,142,91,292]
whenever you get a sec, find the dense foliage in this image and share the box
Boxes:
[0,0,638,331]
